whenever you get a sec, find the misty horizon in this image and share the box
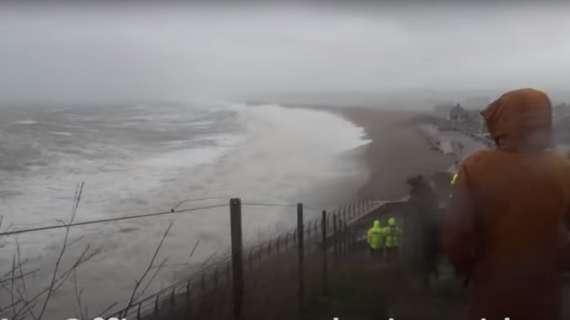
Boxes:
[1,1,569,106]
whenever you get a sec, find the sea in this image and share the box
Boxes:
[0,102,370,318]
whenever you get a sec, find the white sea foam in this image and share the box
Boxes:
[0,102,370,318]
[13,119,38,125]
[50,131,73,136]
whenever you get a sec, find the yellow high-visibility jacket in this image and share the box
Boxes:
[451,173,459,185]
[367,220,384,250]
[384,225,402,248]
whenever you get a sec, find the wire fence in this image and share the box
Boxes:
[0,203,229,237]
[0,197,386,320]
[101,199,383,320]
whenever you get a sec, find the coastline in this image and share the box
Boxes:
[338,107,456,200]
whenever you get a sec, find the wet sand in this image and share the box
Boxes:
[340,108,455,200]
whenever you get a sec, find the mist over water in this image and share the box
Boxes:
[1,2,569,105]
[0,102,370,318]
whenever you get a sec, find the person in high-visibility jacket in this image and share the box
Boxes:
[450,173,459,185]
[367,220,385,259]
[384,217,402,262]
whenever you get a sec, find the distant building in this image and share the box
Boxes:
[555,114,570,144]
[433,103,455,115]
[553,103,570,145]
[554,103,570,121]
[449,104,468,122]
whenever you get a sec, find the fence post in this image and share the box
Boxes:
[321,210,328,296]
[348,223,353,249]
[247,249,253,269]
[186,280,191,301]
[154,293,160,317]
[137,302,141,320]
[214,267,219,287]
[227,261,232,282]
[339,218,344,255]
[344,221,349,254]
[333,214,338,257]
[230,198,244,320]
[297,203,305,314]
[186,281,192,316]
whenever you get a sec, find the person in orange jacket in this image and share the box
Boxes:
[443,88,570,320]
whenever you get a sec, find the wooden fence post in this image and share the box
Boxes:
[213,267,219,287]
[321,210,328,296]
[185,281,192,316]
[154,293,160,317]
[345,222,349,253]
[230,198,244,320]
[248,249,254,269]
[297,203,305,314]
[333,214,338,257]
[227,261,232,281]
[340,219,345,254]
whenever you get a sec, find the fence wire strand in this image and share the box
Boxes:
[0,203,229,237]
[0,201,327,237]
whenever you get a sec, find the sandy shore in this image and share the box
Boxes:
[340,108,456,200]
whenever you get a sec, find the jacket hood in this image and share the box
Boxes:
[482,88,552,152]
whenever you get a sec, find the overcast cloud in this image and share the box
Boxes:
[0,1,569,104]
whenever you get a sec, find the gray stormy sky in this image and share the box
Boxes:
[1,1,569,105]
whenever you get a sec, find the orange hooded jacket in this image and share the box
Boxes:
[443,88,570,320]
